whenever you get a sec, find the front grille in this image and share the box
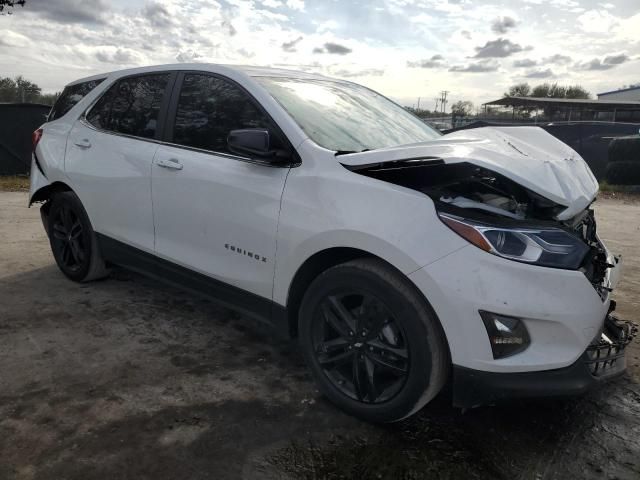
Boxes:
[585,314,637,377]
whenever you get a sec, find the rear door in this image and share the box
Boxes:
[151,72,291,301]
[66,72,174,252]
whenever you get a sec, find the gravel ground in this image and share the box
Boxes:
[1,191,639,480]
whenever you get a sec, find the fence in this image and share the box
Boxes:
[0,103,50,175]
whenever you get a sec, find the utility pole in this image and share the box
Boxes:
[440,90,449,115]
[417,97,421,110]
[434,97,440,113]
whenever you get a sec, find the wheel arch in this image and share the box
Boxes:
[30,180,74,206]
[283,247,449,350]
[283,247,373,337]
[30,181,75,236]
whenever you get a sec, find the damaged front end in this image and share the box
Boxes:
[345,158,616,297]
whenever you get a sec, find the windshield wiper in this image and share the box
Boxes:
[334,149,371,156]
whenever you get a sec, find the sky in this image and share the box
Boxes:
[0,0,639,109]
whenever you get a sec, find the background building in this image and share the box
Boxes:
[598,86,640,102]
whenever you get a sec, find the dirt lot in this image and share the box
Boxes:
[1,190,639,480]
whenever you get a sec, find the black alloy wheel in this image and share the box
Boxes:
[299,258,449,423]
[312,291,409,404]
[47,191,109,282]
[51,203,86,273]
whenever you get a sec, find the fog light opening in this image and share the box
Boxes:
[480,311,531,359]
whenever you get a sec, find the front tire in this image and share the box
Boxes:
[47,191,109,282]
[299,258,449,423]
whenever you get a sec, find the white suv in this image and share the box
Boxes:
[30,64,634,422]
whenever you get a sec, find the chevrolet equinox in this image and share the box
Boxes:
[29,64,635,422]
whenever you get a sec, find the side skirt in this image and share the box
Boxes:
[96,234,290,337]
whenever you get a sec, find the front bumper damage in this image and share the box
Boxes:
[453,308,637,408]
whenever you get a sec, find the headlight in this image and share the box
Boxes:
[439,213,589,269]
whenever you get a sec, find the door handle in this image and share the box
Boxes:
[156,158,183,170]
[74,138,91,149]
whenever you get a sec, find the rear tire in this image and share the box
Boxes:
[299,258,449,423]
[47,191,109,282]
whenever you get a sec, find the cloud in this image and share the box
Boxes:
[286,0,305,11]
[313,42,352,55]
[525,68,554,78]
[449,60,499,73]
[5,0,640,109]
[0,30,29,47]
[176,50,202,63]
[315,19,339,33]
[543,54,572,65]
[26,0,107,24]
[95,48,142,65]
[577,54,630,71]
[513,59,537,68]
[143,2,173,28]
[282,36,303,52]
[577,9,618,33]
[221,18,237,36]
[237,48,255,58]
[603,53,629,65]
[491,16,517,34]
[474,38,526,58]
[407,54,445,68]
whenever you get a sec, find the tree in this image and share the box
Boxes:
[0,75,55,104]
[564,85,590,99]
[505,83,531,97]
[0,76,17,102]
[530,82,590,99]
[532,83,563,98]
[451,100,474,116]
[0,0,26,14]
[14,75,41,102]
[38,92,61,106]
[405,106,442,119]
[505,82,590,100]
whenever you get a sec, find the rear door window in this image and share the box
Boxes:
[48,78,105,121]
[171,73,276,154]
[86,73,170,140]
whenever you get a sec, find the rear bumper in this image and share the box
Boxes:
[453,314,637,408]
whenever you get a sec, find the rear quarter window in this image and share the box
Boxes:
[48,78,105,121]
[86,73,170,140]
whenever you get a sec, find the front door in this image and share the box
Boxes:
[151,72,291,301]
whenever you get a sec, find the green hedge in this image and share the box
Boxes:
[609,135,640,163]
[605,161,640,185]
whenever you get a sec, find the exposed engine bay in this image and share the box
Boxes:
[345,160,567,221]
[345,159,611,294]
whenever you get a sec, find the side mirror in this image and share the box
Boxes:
[227,129,290,163]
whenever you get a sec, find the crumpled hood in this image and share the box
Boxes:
[339,126,598,220]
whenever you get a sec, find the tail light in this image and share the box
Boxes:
[32,128,43,152]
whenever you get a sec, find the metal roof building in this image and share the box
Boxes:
[482,96,640,123]
[597,85,640,102]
